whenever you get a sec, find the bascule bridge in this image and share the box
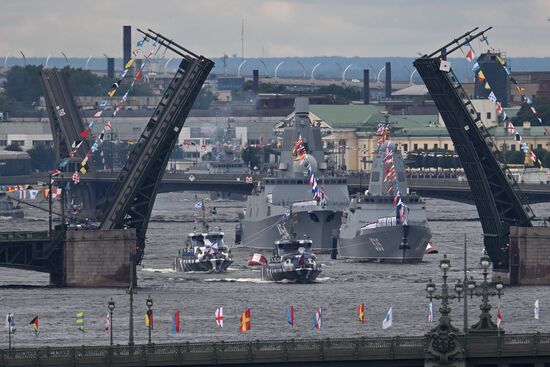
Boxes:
[0,30,214,286]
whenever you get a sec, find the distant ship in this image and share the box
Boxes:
[173,201,233,272]
[186,122,248,201]
[236,97,349,252]
[338,118,431,263]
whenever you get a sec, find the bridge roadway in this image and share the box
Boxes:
[1,172,550,204]
[2,333,550,366]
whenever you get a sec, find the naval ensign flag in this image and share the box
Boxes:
[382,306,393,329]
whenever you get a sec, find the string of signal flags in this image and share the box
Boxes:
[3,298,548,341]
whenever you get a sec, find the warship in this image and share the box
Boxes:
[338,119,431,263]
[173,201,233,272]
[236,97,349,252]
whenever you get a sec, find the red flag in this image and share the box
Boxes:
[466,48,475,62]
[497,307,503,329]
[134,70,143,81]
[79,129,91,138]
[172,311,180,334]
[358,303,365,324]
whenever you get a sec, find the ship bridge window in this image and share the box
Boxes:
[371,172,380,182]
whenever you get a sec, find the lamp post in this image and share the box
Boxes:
[466,249,504,334]
[425,254,465,364]
[108,298,115,346]
[146,295,153,345]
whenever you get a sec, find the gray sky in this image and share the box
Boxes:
[2,0,550,58]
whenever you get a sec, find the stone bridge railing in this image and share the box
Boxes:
[1,333,550,366]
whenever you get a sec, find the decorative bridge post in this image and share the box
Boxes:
[424,254,465,367]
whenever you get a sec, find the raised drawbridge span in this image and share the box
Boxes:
[98,29,214,264]
[413,27,534,271]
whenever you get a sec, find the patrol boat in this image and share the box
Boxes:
[174,201,233,272]
[338,119,432,263]
[237,97,350,252]
[261,209,321,282]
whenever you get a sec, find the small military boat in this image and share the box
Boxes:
[261,236,322,282]
[174,200,233,272]
[260,207,321,282]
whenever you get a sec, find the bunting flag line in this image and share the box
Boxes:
[240,308,251,333]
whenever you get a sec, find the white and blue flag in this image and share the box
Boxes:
[382,306,393,329]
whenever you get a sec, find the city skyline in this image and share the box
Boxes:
[1,0,549,58]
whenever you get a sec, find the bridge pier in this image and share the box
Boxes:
[509,226,550,285]
[63,228,136,287]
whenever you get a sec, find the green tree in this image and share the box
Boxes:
[316,84,361,101]
[4,65,43,104]
[27,144,55,170]
[5,142,23,151]
[192,90,215,109]
[60,66,110,96]
[512,100,550,126]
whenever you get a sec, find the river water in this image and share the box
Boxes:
[0,192,549,348]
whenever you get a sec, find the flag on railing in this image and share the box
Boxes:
[145,309,154,329]
[382,306,393,329]
[358,303,365,324]
[5,314,15,332]
[104,313,111,332]
[240,308,251,333]
[535,299,540,320]
[311,308,322,330]
[428,302,434,323]
[171,311,180,334]
[286,306,294,326]
[215,307,224,328]
[497,306,503,329]
[75,312,85,332]
[29,316,39,336]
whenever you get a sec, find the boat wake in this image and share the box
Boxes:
[204,277,274,284]
[141,267,176,274]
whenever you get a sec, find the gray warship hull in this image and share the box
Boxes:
[339,223,431,263]
[241,208,342,253]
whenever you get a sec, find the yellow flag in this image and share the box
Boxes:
[145,313,149,327]
[485,81,491,90]
[478,70,486,81]
[125,59,135,69]
[496,55,505,65]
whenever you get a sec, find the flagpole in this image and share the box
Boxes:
[463,233,468,333]
[7,315,11,351]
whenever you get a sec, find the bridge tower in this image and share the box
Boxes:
[99,29,214,264]
[413,28,534,273]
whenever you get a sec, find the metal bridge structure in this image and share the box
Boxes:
[40,68,91,161]
[98,29,214,264]
[0,30,213,280]
[413,27,534,271]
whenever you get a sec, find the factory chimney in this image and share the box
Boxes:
[123,25,131,68]
[252,69,259,93]
[107,58,115,79]
[385,62,392,99]
[363,69,370,104]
